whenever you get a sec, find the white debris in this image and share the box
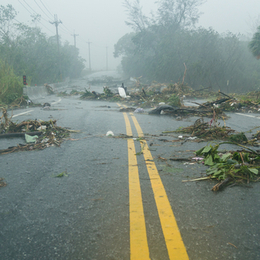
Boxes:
[106,131,114,136]
[118,87,127,98]
[187,137,197,140]
[37,125,46,131]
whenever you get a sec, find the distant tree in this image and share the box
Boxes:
[249,26,260,59]
[0,4,17,41]
[0,4,85,85]
[116,1,260,92]
[123,0,150,32]
[156,0,206,30]
[124,0,205,32]
[114,32,136,58]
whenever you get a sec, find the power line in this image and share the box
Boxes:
[18,0,83,45]
[17,0,54,34]
[61,23,73,34]
[23,0,50,23]
[34,0,53,20]
[39,0,54,18]
[18,0,33,15]
[37,0,73,35]
[58,25,72,35]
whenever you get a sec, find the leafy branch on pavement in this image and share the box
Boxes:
[54,171,69,178]
[195,143,260,191]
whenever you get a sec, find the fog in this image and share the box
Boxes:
[2,0,260,70]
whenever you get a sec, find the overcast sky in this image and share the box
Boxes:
[2,0,260,70]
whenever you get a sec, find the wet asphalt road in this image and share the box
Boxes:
[1,93,260,260]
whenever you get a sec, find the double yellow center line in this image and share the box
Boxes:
[122,109,189,260]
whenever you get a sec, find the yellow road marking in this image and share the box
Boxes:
[123,113,150,260]
[130,113,189,260]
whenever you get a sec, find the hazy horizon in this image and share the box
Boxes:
[1,0,260,70]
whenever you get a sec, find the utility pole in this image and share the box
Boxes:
[50,14,62,81]
[71,30,79,47]
[106,46,108,71]
[87,41,92,71]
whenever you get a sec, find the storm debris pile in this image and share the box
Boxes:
[80,87,122,102]
[219,99,260,113]
[148,104,227,118]
[57,89,84,97]
[44,84,55,95]
[195,143,260,191]
[0,109,71,155]
[169,118,245,142]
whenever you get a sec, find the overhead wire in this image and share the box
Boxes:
[17,0,54,34]
[34,0,53,20]
[61,23,74,34]
[23,0,50,23]
[36,0,74,36]
[17,0,109,50]
[18,0,33,15]
[34,0,74,35]
[39,0,54,18]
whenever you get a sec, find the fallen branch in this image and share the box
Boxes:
[182,176,213,182]
[211,177,232,191]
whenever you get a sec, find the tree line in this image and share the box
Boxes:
[114,0,260,93]
[0,4,85,87]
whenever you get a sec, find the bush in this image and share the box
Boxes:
[167,94,181,107]
[0,60,23,104]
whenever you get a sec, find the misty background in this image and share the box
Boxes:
[1,0,260,70]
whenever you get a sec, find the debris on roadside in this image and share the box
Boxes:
[0,178,7,188]
[118,84,127,98]
[119,107,136,112]
[0,109,73,155]
[0,95,40,109]
[10,95,30,107]
[169,118,238,141]
[106,131,114,136]
[169,117,260,146]
[54,170,69,178]
[43,102,51,109]
[134,108,144,113]
[191,143,260,191]
[44,84,55,95]
[77,82,234,119]
[112,133,133,139]
[80,87,122,102]
[25,133,38,143]
[57,89,84,97]
[149,104,177,115]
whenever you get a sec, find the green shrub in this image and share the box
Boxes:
[167,94,181,107]
[0,60,23,104]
